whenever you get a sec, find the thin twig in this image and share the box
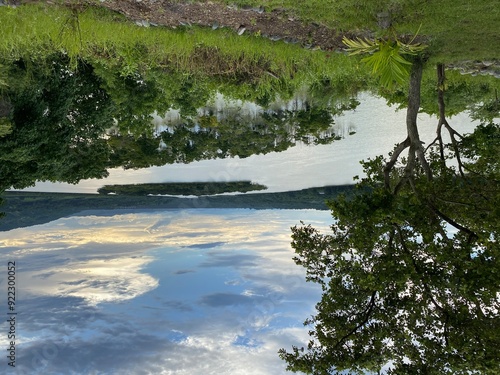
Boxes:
[443,120,466,177]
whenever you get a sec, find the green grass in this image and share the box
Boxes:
[419,0,500,63]
[1,0,495,98]
[0,1,497,117]
[214,0,499,63]
[0,3,368,95]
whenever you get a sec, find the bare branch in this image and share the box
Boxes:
[406,178,475,242]
[443,120,466,177]
[393,144,417,195]
[425,121,445,165]
[425,199,478,239]
[384,137,411,190]
[416,145,433,180]
[435,64,466,176]
[435,196,490,211]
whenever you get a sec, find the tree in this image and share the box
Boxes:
[91,64,168,138]
[279,62,500,374]
[0,55,114,190]
[107,133,168,169]
[0,97,12,137]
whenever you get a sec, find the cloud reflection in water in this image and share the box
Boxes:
[0,209,330,374]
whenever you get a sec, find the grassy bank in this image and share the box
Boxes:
[0,3,368,96]
[217,0,499,63]
[1,1,496,103]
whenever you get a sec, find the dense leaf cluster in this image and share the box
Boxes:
[0,54,358,187]
[0,55,113,190]
[280,121,500,374]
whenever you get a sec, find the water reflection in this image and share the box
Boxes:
[0,54,357,193]
[18,94,481,194]
[1,53,496,195]
[0,209,329,375]
[107,92,356,168]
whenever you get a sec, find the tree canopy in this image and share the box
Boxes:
[0,55,114,190]
[279,62,500,374]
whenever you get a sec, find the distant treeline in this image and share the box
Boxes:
[97,181,267,196]
[0,185,355,231]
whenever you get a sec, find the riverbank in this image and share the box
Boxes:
[0,185,354,231]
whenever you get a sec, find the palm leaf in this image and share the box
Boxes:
[344,32,426,89]
[397,40,427,55]
[342,37,380,55]
[361,43,412,88]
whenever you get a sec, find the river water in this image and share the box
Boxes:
[19,92,479,194]
[0,208,332,375]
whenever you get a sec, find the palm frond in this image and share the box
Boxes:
[343,30,427,89]
[397,40,427,55]
[361,43,412,88]
[342,37,380,55]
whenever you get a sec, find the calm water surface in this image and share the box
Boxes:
[0,209,331,375]
[19,93,479,194]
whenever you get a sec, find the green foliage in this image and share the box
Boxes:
[0,54,114,190]
[107,134,167,169]
[0,117,12,137]
[0,65,8,92]
[343,36,426,88]
[423,70,500,117]
[280,123,500,374]
[380,68,500,119]
[461,123,500,179]
[362,41,412,88]
[93,67,168,137]
[0,52,360,181]
[162,73,212,117]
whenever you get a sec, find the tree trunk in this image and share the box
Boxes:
[437,63,446,123]
[406,59,433,180]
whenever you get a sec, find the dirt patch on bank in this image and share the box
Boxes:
[92,0,359,51]
[9,0,367,50]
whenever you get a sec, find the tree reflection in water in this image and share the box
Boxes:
[0,54,359,190]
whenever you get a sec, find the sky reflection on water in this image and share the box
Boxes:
[0,209,331,375]
[19,93,479,194]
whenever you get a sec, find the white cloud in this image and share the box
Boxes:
[0,209,327,374]
[22,256,159,305]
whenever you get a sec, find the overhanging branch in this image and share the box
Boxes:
[384,137,411,190]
